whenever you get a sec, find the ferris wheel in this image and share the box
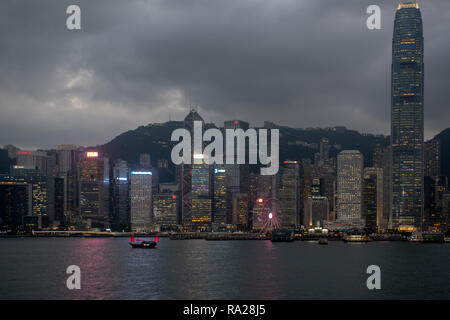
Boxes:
[259,198,281,233]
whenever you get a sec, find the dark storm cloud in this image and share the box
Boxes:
[0,0,449,149]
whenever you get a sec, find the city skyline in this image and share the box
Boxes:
[3,1,450,305]
[0,1,448,234]
[1,0,450,150]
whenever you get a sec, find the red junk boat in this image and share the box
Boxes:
[129,234,159,249]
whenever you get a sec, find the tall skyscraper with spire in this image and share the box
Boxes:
[391,1,424,231]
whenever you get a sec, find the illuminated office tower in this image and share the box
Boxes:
[304,196,329,228]
[224,120,250,222]
[423,176,447,232]
[152,193,179,231]
[319,138,330,164]
[311,178,321,197]
[191,155,211,230]
[336,150,364,226]
[103,157,110,224]
[442,192,450,227]
[130,171,152,233]
[78,151,108,229]
[54,176,64,224]
[373,145,391,229]
[180,109,204,228]
[248,173,258,213]
[56,145,79,223]
[7,167,47,216]
[232,193,248,229]
[363,168,384,231]
[423,177,442,232]
[111,159,129,230]
[54,172,77,224]
[252,198,265,231]
[424,138,440,180]
[279,161,300,228]
[317,165,337,220]
[249,173,276,229]
[213,166,227,224]
[17,150,53,222]
[391,1,424,231]
[301,158,316,224]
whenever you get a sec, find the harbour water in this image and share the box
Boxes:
[1,238,450,299]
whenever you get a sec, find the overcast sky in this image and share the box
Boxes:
[0,0,449,149]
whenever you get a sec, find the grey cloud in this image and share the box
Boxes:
[0,0,449,149]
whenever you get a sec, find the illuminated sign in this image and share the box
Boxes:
[131,171,152,175]
[233,121,239,124]
[172,195,177,199]
[18,151,32,155]
[117,177,127,181]
[214,168,226,174]
[193,154,204,159]
[13,165,24,169]
[86,151,98,158]
[283,161,298,164]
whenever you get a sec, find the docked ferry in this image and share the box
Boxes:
[343,234,372,243]
[408,232,444,243]
[271,229,295,242]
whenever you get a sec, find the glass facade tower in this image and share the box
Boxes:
[391,2,424,231]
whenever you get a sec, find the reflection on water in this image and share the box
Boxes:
[1,238,450,299]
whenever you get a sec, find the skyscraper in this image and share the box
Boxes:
[153,193,179,230]
[180,109,204,229]
[55,145,79,225]
[279,161,300,228]
[2,167,47,217]
[130,171,153,233]
[111,159,130,231]
[16,150,48,175]
[362,167,384,231]
[304,196,329,228]
[373,145,391,229]
[224,120,250,223]
[391,1,424,231]
[78,151,108,229]
[424,138,441,180]
[191,155,212,230]
[213,166,227,224]
[336,150,364,227]
[231,193,248,229]
[0,183,31,231]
